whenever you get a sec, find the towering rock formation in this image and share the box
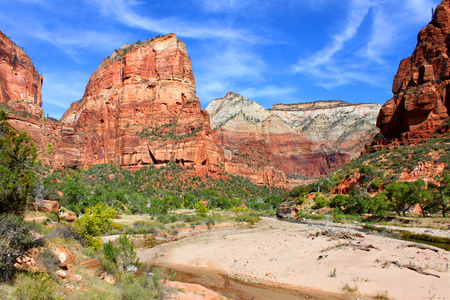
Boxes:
[0,30,62,168]
[0,31,43,118]
[206,93,361,186]
[376,0,450,142]
[61,34,223,174]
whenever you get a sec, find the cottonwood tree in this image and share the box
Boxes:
[428,170,450,217]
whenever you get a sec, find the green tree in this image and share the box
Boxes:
[194,200,209,216]
[0,110,37,214]
[428,170,450,217]
[312,193,328,209]
[73,203,116,249]
[116,234,138,272]
[384,181,414,216]
[406,179,428,217]
[370,192,389,217]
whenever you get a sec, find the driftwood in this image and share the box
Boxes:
[310,227,363,240]
[391,261,440,278]
[317,241,378,259]
[349,241,379,251]
[405,243,439,253]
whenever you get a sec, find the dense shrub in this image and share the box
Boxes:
[312,194,328,209]
[235,214,260,225]
[0,214,44,281]
[73,203,116,249]
[14,272,62,300]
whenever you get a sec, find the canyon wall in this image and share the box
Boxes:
[271,101,380,159]
[206,93,376,186]
[0,31,43,118]
[0,28,380,187]
[376,0,450,144]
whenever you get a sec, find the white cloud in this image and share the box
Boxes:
[293,0,373,73]
[93,0,257,42]
[33,29,127,61]
[42,71,90,110]
[240,86,297,99]
[199,0,251,12]
[292,0,441,89]
[194,40,267,103]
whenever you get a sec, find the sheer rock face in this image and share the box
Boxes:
[377,0,450,140]
[61,34,223,174]
[0,29,60,167]
[270,102,381,159]
[206,93,357,186]
[0,31,43,118]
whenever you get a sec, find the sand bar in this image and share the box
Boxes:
[138,217,449,300]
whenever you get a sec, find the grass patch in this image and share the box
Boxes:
[342,283,358,293]
[400,231,450,244]
[235,214,261,225]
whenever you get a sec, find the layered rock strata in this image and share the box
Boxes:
[61,34,224,174]
[270,101,380,159]
[206,93,357,186]
[0,31,43,118]
[376,0,450,143]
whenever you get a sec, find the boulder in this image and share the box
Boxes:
[81,259,102,270]
[36,200,59,213]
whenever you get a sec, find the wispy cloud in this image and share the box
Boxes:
[199,0,252,12]
[0,8,127,62]
[42,71,90,114]
[293,0,374,88]
[240,86,297,100]
[93,0,258,42]
[292,0,440,90]
[194,40,267,103]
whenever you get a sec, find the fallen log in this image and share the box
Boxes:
[405,243,439,253]
[390,261,440,278]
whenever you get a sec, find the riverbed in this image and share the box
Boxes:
[137,217,449,300]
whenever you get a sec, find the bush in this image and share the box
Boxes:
[116,235,138,271]
[0,214,44,282]
[73,203,116,249]
[312,194,328,209]
[14,272,62,300]
[103,241,119,264]
[46,225,79,241]
[102,235,138,273]
[235,214,260,225]
[330,194,346,208]
[194,200,209,216]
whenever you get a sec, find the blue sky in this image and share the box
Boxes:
[0,0,441,119]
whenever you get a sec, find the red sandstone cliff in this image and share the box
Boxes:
[376,0,450,142]
[0,31,43,119]
[0,30,62,167]
[60,34,223,174]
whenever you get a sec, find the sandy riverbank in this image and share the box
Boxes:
[137,217,449,300]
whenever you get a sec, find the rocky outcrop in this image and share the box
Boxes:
[376,0,450,142]
[61,34,223,174]
[206,93,354,186]
[0,30,43,118]
[271,101,381,159]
